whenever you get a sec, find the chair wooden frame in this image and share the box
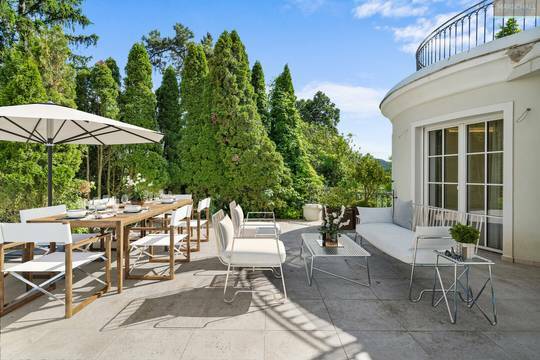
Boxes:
[0,226,111,319]
[125,206,192,281]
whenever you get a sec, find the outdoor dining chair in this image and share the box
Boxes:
[0,222,111,318]
[126,204,192,281]
[229,201,281,237]
[212,210,287,303]
[177,197,211,252]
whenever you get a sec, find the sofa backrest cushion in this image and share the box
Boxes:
[357,207,393,224]
[393,199,413,230]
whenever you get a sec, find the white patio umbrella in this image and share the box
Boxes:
[0,103,163,205]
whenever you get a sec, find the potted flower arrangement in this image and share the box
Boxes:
[320,205,350,247]
[124,173,151,205]
[449,223,480,260]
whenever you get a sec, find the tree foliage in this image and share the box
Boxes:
[251,61,270,133]
[351,154,390,204]
[269,64,322,212]
[120,43,168,192]
[142,22,194,74]
[156,66,182,190]
[0,0,97,56]
[104,57,121,88]
[297,91,340,130]
[207,31,291,210]
[496,17,521,39]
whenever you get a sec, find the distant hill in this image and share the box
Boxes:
[377,158,391,171]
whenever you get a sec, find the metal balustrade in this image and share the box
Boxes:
[416,0,539,70]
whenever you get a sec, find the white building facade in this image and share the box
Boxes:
[381,24,540,265]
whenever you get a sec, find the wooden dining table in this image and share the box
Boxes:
[27,199,192,293]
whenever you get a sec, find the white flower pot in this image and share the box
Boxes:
[303,204,323,221]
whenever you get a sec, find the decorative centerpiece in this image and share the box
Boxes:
[124,173,151,206]
[449,223,480,260]
[320,205,350,247]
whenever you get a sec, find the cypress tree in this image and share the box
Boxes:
[156,66,182,191]
[270,65,322,210]
[209,31,291,210]
[178,42,221,197]
[251,61,270,133]
[120,43,168,191]
[104,57,121,88]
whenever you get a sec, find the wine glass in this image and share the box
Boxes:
[121,194,129,204]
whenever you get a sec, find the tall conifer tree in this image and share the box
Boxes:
[178,43,220,196]
[156,66,182,190]
[251,61,270,133]
[104,57,121,88]
[270,65,322,209]
[208,31,290,210]
[120,43,168,191]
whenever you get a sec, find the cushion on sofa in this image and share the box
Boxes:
[393,199,413,230]
[356,207,393,224]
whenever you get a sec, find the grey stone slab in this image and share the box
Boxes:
[180,329,265,360]
[337,330,430,360]
[384,299,493,331]
[315,277,377,300]
[410,331,511,360]
[370,277,433,300]
[264,330,347,360]
[484,331,540,360]
[265,299,334,331]
[487,299,540,331]
[324,299,404,331]
[96,329,192,360]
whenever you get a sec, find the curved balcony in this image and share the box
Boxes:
[416,0,539,70]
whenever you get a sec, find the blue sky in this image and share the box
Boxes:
[78,0,466,160]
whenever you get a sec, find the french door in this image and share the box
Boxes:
[424,118,504,252]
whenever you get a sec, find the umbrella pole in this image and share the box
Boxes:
[47,144,53,206]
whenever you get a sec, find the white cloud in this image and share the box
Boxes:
[297,81,386,119]
[353,0,429,18]
[389,12,457,53]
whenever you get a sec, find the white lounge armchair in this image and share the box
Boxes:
[355,204,483,302]
[229,201,280,237]
[0,223,111,318]
[212,210,287,303]
[126,204,192,280]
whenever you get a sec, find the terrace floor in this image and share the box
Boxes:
[1,220,540,360]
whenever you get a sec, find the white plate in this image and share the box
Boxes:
[124,205,142,213]
[66,210,87,219]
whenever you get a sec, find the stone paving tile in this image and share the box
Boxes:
[180,329,265,360]
[264,330,347,360]
[324,299,404,331]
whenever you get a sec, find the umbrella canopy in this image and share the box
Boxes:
[0,103,164,205]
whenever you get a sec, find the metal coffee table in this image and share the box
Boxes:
[432,250,497,325]
[300,233,371,287]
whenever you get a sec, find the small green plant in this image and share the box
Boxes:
[495,18,521,39]
[449,223,480,244]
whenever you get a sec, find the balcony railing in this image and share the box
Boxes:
[416,0,539,70]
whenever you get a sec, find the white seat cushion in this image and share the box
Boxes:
[6,251,104,273]
[356,223,455,265]
[131,233,188,247]
[224,238,287,266]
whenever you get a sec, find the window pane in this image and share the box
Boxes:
[444,127,459,154]
[429,184,442,207]
[429,130,442,156]
[429,157,442,182]
[488,119,503,151]
[488,153,503,184]
[467,154,485,183]
[487,217,503,250]
[444,184,458,210]
[488,185,503,216]
[468,218,486,247]
[468,123,485,153]
[467,185,485,214]
[444,156,458,183]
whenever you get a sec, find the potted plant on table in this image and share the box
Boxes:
[320,205,350,247]
[124,173,151,206]
[449,223,480,260]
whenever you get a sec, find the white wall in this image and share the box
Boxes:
[381,38,540,265]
